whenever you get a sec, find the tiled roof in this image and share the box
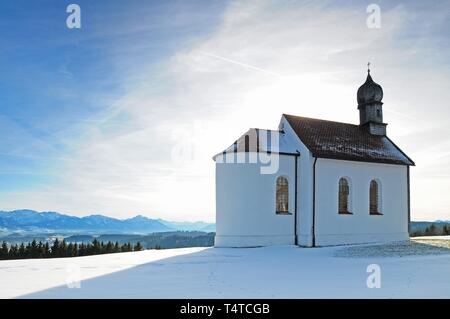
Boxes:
[284,114,414,166]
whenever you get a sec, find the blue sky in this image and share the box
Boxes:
[0,0,226,219]
[0,0,449,221]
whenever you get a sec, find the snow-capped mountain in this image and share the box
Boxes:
[0,210,215,234]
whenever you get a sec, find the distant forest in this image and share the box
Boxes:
[0,231,215,260]
[64,231,215,249]
[0,238,143,260]
[410,222,450,237]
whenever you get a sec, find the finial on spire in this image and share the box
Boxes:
[367,62,371,74]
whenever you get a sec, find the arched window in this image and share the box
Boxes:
[276,176,289,214]
[244,134,250,152]
[338,178,351,214]
[369,180,382,215]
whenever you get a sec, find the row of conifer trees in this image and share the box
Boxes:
[0,238,143,260]
[410,224,450,237]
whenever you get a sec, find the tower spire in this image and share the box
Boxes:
[357,67,386,135]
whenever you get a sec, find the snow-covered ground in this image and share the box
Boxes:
[1,238,450,299]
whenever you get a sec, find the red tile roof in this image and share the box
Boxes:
[284,114,414,166]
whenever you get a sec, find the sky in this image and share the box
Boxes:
[0,0,449,222]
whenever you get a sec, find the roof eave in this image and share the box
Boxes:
[384,136,415,166]
[312,154,413,166]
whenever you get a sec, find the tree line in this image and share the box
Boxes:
[0,238,143,260]
[410,223,450,237]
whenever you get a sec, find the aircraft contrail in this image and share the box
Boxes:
[197,51,282,77]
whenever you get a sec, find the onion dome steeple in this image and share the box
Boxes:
[357,65,383,106]
[357,63,386,136]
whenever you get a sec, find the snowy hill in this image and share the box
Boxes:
[0,210,215,234]
[1,238,450,298]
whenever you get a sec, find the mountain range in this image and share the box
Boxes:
[0,210,215,235]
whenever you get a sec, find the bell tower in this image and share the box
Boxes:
[357,64,386,136]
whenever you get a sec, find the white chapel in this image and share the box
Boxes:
[213,69,414,247]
